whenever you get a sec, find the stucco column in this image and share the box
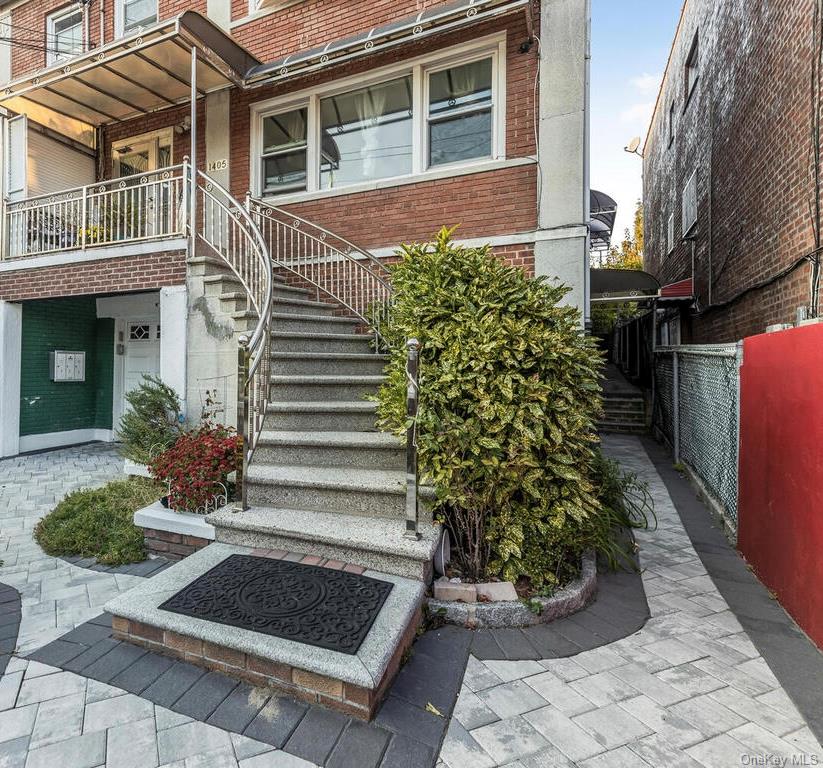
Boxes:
[205,91,231,191]
[535,0,591,323]
[0,300,22,457]
[160,285,188,419]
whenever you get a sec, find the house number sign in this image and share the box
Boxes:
[208,159,228,172]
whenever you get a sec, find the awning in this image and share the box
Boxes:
[590,268,661,303]
[660,277,694,300]
[245,0,531,87]
[0,12,260,147]
[590,189,617,248]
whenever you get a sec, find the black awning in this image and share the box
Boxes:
[590,189,617,248]
[591,268,660,302]
[245,0,530,87]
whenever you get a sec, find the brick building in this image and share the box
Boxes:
[0,0,592,456]
[643,0,823,344]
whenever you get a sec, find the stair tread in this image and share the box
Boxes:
[271,374,384,383]
[271,352,388,360]
[246,465,410,493]
[258,430,401,448]
[267,400,377,413]
[208,507,439,561]
[272,312,358,323]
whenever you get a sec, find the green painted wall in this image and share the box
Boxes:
[20,298,114,436]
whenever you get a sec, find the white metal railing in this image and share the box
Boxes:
[247,197,393,346]
[195,168,273,510]
[3,164,186,259]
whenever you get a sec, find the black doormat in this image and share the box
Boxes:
[159,555,393,655]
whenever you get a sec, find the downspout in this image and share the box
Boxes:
[583,0,592,329]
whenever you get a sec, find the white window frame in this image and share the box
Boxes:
[115,0,158,38]
[47,5,84,66]
[685,32,699,101]
[667,212,675,255]
[249,34,507,202]
[682,169,697,235]
[111,127,173,177]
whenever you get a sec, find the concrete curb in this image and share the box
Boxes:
[426,551,597,628]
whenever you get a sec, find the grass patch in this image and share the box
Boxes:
[34,477,164,566]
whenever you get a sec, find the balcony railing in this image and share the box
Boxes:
[2,164,187,260]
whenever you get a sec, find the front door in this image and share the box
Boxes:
[123,321,161,408]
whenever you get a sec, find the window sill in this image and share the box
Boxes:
[258,156,535,206]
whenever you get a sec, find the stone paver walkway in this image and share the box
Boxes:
[2,437,823,767]
[438,434,823,768]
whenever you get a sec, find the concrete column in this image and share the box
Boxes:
[160,285,188,418]
[0,300,22,457]
[205,91,231,190]
[536,0,591,322]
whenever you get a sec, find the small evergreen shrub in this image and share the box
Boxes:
[34,477,164,565]
[374,228,604,588]
[118,375,183,464]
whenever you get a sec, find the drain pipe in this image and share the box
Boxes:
[583,0,592,328]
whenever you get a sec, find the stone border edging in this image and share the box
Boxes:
[0,582,22,675]
[427,551,597,628]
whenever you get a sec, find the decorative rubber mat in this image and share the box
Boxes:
[159,555,393,654]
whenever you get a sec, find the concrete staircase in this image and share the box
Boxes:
[205,273,440,583]
[597,393,648,434]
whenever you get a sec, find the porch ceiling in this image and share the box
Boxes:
[0,11,260,148]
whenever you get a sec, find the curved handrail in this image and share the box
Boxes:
[247,196,393,346]
[194,168,273,507]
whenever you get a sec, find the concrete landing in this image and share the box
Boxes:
[104,543,425,719]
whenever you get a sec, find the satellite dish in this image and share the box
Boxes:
[626,136,641,153]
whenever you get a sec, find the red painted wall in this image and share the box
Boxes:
[738,323,823,648]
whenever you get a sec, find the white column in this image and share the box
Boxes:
[535,0,590,322]
[160,285,188,419]
[0,300,22,457]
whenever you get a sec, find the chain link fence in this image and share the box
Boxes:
[653,344,742,529]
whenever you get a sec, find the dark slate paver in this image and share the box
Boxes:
[173,670,239,720]
[110,652,176,694]
[62,638,122,673]
[142,660,207,708]
[55,621,113,647]
[207,682,269,733]
[374,695,446,749]
[0,583,20,676]
[80,641,147,683]
[326,721,391,768]
[379,733,436,768]
[28,639,87,668]
[243,694,308,748]
[283,706,349,765]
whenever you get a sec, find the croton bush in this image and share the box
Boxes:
[148,426,242,514]
[374,228,605,589]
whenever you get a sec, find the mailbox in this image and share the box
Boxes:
[49,351,86,382]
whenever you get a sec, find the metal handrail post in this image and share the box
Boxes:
[404,338,421,540]
[235,334,250,512]
[80,184,87,251]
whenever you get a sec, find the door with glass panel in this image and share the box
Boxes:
[108,132,173,242]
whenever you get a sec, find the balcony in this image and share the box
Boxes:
[2,165,187,261]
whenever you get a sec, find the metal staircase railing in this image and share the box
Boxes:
[192,164,273,510]
[246,197,393,347]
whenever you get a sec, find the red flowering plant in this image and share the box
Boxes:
[148,425,242,514]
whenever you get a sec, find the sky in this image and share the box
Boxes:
[590,0,683,245]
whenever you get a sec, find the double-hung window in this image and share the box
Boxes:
[253,40,504,199]
[427,57,493,167]
[47,6,83,65]
[119,0,158,36]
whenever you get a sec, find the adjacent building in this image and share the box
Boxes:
[644,0,823,344]
[0,0,592,457]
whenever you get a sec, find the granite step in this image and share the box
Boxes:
[271,351,388,376]
[255,430,404,469]
[271,313,362,335]
[245,465,431,519]
[208,507,439,581]
[270,331,374,354]
[264,401,378,432]
[269,374,384,401]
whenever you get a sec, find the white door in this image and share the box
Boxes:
[123,321,161,406]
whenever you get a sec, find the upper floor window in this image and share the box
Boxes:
[668,101,675,146]
[685,33,699,101]
[682,169,697,234]
[251,39,504,199]
[119,0,158,36]
[47,6,83,66]
[667,212,675,254]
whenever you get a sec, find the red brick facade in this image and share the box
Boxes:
[0,250,186,302]
[644,0,820,343]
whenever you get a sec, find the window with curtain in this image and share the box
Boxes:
[428,57,493,167]
[121,0,157,34]
[261,107,308,194]
[319,76,413,189]
[47,7,83,65]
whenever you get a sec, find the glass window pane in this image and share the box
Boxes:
[263,108,307,153]
[429,58,493,117]
[52,11,82,59]
[263,150,307,194]
[124,0,157,31]
[319,76,413,189]
[429,109,492,167]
